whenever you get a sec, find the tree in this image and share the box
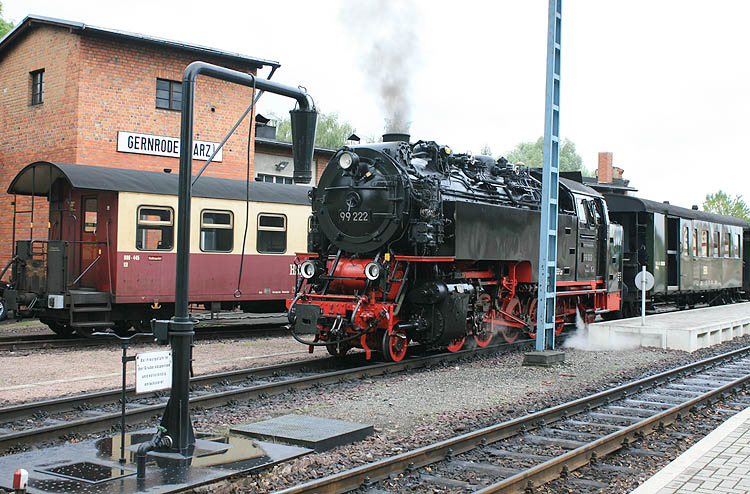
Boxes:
[505,136,591,175]
[274,110,355,150]
[0,2,13,39]
[703,190,750,222]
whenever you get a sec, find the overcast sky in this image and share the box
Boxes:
[5,0,748,209]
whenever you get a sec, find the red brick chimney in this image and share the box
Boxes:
[598,152,613,183]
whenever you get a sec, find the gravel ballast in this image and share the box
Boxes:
[2,318,749,493]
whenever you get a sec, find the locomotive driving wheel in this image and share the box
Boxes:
[473,319,494,347]
[382,329,408,362]
[446,336,466,353]
[499,296,523,343]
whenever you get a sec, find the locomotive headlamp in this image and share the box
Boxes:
[300,260,318,279]
[364,261,382,281]
[338,151,359,170]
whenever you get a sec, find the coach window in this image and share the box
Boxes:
[713,231,720,257]
[200,210,233,252]
[700,230,709,257]
[723,231,731,257]
[156,78,182,111]
[257,213,286,253]
[136,206,174,251]
[682,226,689,255]
[692,229,698,256]
[734,233,741,258]
[83,198,97,233]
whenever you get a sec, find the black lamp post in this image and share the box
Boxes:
[156,61,317,455]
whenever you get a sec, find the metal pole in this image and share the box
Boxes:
[159,61,316,455]
[120,342,128,464]
[641,265,646,326]
[536,0,562,351]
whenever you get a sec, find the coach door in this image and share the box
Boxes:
[78,196,100,288]
[666,217,680,291]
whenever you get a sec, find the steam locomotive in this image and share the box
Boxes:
[288,134,624,361]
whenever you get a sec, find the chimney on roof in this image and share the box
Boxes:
[597,152,613,183]
[255,113,277,140]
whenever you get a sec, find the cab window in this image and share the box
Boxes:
[257,213,287,253]
[200,210,233,252]
[136,206,174,251]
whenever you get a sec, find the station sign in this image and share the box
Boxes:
[117,131,223,162]
[135,350,172,394]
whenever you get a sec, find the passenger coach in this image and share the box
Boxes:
[0,161,309,335]
[604,194,747,316]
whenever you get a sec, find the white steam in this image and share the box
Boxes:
[339,0,421,134]
[562,309,640,351]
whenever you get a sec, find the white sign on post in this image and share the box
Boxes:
[136,350,173,394]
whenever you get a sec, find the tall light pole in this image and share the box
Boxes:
[536,0,562,352]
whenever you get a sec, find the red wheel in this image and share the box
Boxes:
[446,336,466,352]
[382,330,408,362]
[499,296,523,343]
[474,322,494,347]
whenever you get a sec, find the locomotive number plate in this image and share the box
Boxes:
[338,209,371,223]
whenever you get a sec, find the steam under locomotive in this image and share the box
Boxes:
[288,134,623,361]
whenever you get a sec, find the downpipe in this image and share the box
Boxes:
[136,426,172,484]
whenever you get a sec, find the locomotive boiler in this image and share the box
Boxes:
[289,135,623,361]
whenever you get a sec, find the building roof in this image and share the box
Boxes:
[8,162,310,205]
[255,137,336,157]
[604,193,749,228]
[0,15,280,69]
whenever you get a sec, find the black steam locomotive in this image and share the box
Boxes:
[288,134,623,361]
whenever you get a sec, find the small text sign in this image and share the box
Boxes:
[136,350,172,394]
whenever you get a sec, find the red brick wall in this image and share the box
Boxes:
[74,36,257,178]
[0,25,81,270]
[0,24,261,268]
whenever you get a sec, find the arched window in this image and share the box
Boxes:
[700,230,709,257]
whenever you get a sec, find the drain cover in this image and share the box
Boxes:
[36,462,135,484]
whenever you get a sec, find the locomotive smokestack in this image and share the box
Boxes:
[382,133,410,143]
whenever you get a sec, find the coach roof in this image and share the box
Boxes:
[8,162,310,206]
[0,15,280,69]
[604,193,749,228]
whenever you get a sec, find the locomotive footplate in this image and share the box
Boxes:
[294,304,322,335]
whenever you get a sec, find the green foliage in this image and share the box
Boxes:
[274,110,355,150]
[703,190,750,222]
[0,2,13,39]
[505,136,591,176]
[479,144,493,157]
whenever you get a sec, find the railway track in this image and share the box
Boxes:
[273,345,750,494]
[0,318,288,351]
[0,338,535,452]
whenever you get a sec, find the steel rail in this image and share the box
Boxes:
[0,322,287,351]
[0,339,534,451]
[272,345,750,494]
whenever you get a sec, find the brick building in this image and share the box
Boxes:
[0,15,333,270]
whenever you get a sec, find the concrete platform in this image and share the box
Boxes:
[589,303,750,352]
[631,406,750,493]
[232,414,374,452]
